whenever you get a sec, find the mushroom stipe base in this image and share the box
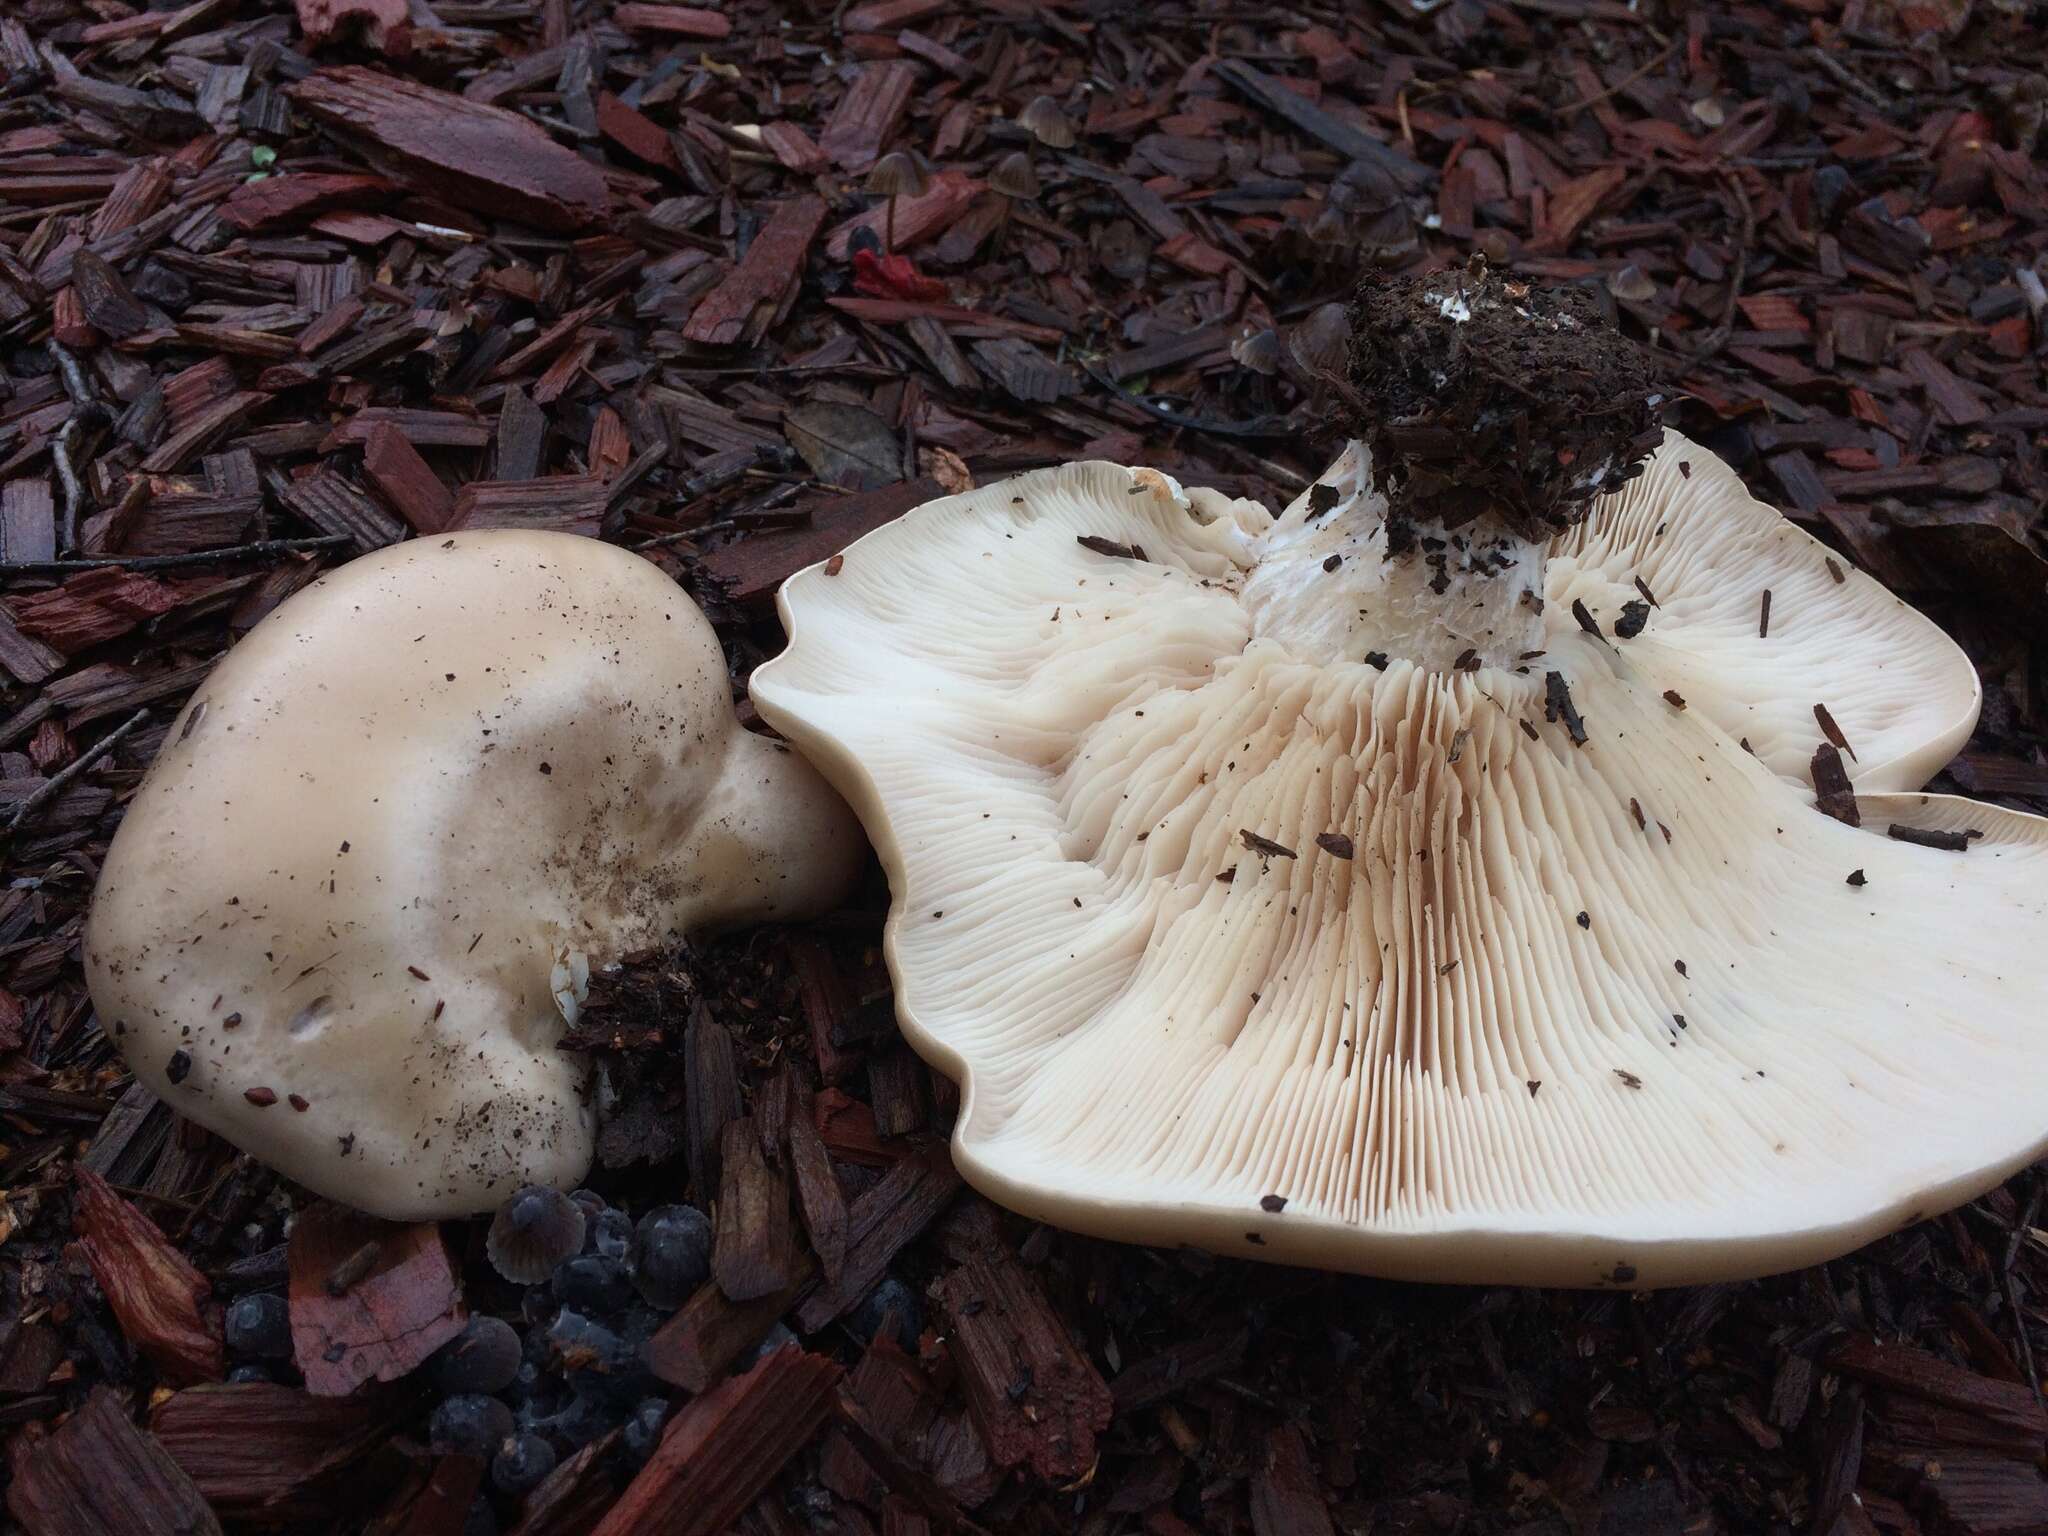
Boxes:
[753,434,2043,1289]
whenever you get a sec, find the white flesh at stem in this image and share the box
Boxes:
[1242,439,1548,671]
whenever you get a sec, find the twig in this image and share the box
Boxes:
[4,708,151,833]
[1805,45,1891,113]
[47,342,102,557]
[51,416,91,556]
[2001,1173,2044,1409]
[47,341,93,406]
[645,481,807,546]
[1077,358,1294,439]
[0,535,351,577]
[602,440,669,515]
[1690,174,1754,364]
[1561,39,1680,115]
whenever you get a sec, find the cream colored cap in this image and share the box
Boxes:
[87,531,861,1218]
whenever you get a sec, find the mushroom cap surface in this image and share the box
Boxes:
[1017,94,1076,149]
[87,531,861,1219]
[751,431,2042,1286]
[989,151,1041,200]
[865,149,931,198]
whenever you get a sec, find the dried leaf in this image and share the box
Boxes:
[783,403,904,491]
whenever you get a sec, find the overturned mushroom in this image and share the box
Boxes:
[86,531,862,1219]
[753,267,2045,1287]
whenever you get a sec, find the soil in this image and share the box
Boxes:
[1342,262,1664,552]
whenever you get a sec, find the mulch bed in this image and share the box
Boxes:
[1,0,2046,1531]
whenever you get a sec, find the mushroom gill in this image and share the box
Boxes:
[752,433,2047,1287]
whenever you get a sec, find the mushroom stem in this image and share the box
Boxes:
[1246,262,1663,673]
[681,728,868,928]
[1243,439,1549,670]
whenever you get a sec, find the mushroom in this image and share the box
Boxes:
[752,266,2047,1287]
[86,531,862,1219]
[865,149,930,255]
[1017,94,1076,150]
[488,1184,586,1283]
[988,150,1041,202]
[1230,327,1282,377]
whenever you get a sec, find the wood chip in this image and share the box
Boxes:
[590,1345,842,1536]
[1811,743,1860,826]
[447,476,606,536]
[71,1167,223,1385]
[613,3,732,37]
[1885,822,1972,852]
[362,422,455,535]
[1543,671,1587,746]
[683,195,828,347]
[1211,60,1426,188]
[683,1003,744,1202]
[294,0,407,48]
[598,91,680,171]
[326,408,491,452]
[644,1268,813,1394]
[286,1204,464,1396]
[1,479,57,566]
[1250,1423,1337,1536]
[794,1147,960,1332]
[933,1249,1113,1482]
[1110,1329,1248,1414]
[1239,828,1298,859]
[819,62,917,174]
[7,1387,223,1536]
[70,249,152,340]
[506,1432,621,1536]
[278,468,406,552]
[824,173,982,260]
[1813,701,1855,760]
[700,478,940,606]
[290,67,607,232]
[218,173,394,233]
[712,1118,801,1302]
[786,1097,848,1285]
[152,1381,408,1518]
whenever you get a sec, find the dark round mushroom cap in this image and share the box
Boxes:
[1018,94,1075,149]
[1339,259,1663,552]
[989,151,1041,200]
[865,149,931,199]
[486,1184,587,1284]
[1231,327,1281,376]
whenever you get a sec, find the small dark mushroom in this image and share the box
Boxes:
[865,150,931,253]
[990,151,1042,201]
[486,1184,587,1284]
[1018,94,1076,149]
[1232,328,1282,376]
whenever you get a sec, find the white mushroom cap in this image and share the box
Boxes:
[86,531,862,1219]
[751,431,2047,1286]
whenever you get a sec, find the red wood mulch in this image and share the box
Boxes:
[1,0,2046,1532]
